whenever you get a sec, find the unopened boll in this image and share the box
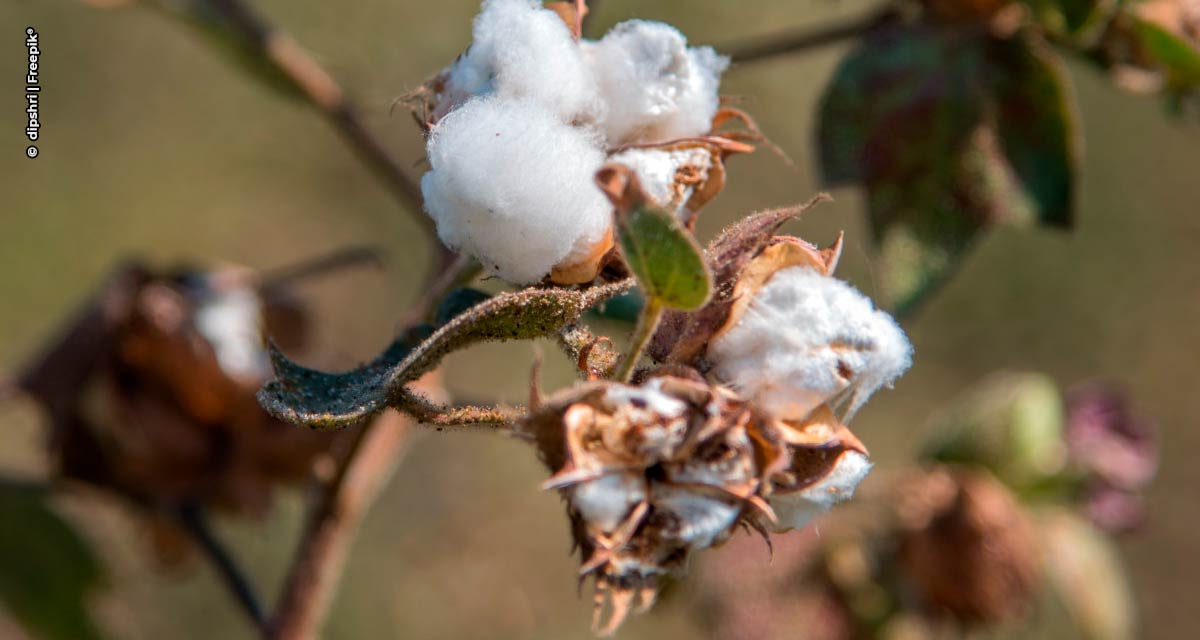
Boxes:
[420,97,612,283]
[585,20,729,145]
[709,267,913,422]
[443,0,601,123]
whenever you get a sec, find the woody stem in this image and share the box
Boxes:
[720,7,896,64]
[190,0,431,237]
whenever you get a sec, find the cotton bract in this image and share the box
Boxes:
[709,266,913,422]
[421,97,612,283]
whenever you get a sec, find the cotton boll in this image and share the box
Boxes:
[585,20,729,145]
[769,451,872,532]
[606,146,713,218]
[444,0,602,123]
[709,267,912,422]
[572,472,647,533]
[652,484,741,548]
[421,97,613,284]
[194,284,268,382]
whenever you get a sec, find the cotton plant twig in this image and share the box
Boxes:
[196,0,431,236]
[616,298,664,382]
[721,7,897,64]
[257,245,385,298]
[393,389,523,430]
[175,503,269,630]
[267,410,415,640]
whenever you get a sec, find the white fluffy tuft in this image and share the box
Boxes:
[445,0,602,123]
[769,451,872,532]
[606,146,712,218]
[584,20,728,145]
[709,267,913,422]
[194,284,268,382]
[421,97,612,283]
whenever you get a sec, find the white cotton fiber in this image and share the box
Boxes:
[584,20,729,145]
[420,97,613,283]
[606,146,712,217]
[709,267,913,422]
[445,0,602,124]
[769,451,872,532]
[194,284,268,382]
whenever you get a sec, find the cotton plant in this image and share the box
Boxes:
[405,0,753,284]
[258,0,911,635]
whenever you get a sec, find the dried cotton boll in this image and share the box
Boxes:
[193,283,269,383]
[709,267,912,422]
[585,20,729,145]
[420,97,614,284]
[444,0,602,123]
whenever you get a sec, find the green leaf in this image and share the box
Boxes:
[1022,0,1116,40]
[616,204,711,311]
[818,25,986,187]
[1131,17,1200,87]
[0,486,105,640]
[991,36,1080,227]
[818,26,1080,311]
[258,281,633,429]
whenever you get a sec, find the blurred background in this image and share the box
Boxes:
[0,0,1197,638]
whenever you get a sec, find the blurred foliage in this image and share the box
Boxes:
[693,371,1148,640]
[0,486,105,640]
[819,18,1077,312]
[818,0,1199,312]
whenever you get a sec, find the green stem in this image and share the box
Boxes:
[616,297,664,383]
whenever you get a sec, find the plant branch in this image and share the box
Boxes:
[258,245,384,297]
[616,298,664,382]
[266,410,415,640]
[393,390,521,430]
[720,8,896,64]
[175,503,268,630]
[198,0,431,235]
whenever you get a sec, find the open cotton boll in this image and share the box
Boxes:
[194,284,269,382]
[709,267,912,422]
[444,0,602,123]
[421,97,613,284]
[606,146,713,218]
[585,20,729,145]
[769,451,872,532]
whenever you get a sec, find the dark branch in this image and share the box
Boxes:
[175,503,267,630]
[199,0,431,234]
[720,8,896,65]
[258,245,384,297]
